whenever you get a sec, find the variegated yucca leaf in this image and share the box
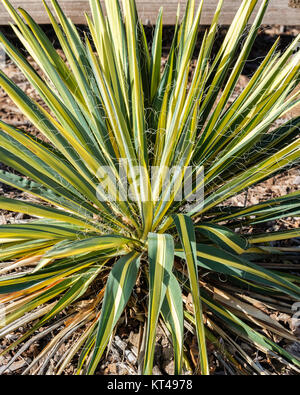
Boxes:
[87,252,141,374]
[0,0,299,375]
[161,272,184,375]
[173,214,209,375]
[143,233,174,374]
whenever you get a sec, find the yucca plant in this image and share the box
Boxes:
[0,0,300,375]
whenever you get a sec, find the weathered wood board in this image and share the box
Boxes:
[0,0,299,25]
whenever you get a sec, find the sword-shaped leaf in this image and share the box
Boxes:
[143,233,174,374]
[87,252,141,374]
[173,214,209,375]
[161,273,184,374]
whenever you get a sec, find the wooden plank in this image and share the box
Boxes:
[0,0,299,25]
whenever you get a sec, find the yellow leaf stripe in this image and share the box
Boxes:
[174,215,209,375]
